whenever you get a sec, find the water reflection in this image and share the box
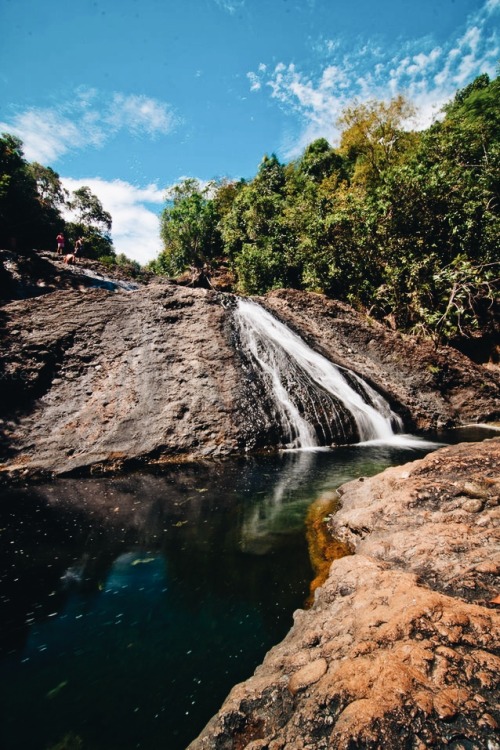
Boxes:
[0,429,494,750]
[240,451,323,554]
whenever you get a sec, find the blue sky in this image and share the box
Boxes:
[1,0,498,263]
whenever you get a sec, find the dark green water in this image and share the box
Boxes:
[0,429,494,750]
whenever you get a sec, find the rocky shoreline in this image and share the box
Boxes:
[188,438,500,750]
[1,253,499,481]
[1,252,499,747]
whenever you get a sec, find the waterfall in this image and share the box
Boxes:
[234,298,404,449]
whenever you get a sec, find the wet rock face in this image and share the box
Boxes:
[188,439,500,750]
[262,289,500,431]
[0,261,499,478]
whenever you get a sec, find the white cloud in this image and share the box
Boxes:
[61,175,218,265]
[106,94,174,135]
[0,89,176,165]
[247,72,262,92]
[62,177,165,265]
[247,0,500,157]
[0,107,106,164]
[213,0,245,14]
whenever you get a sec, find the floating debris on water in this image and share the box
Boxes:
[131,557,156,566]
[46,680,68,699]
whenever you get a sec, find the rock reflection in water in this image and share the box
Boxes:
[0,456,317,750]
[0,440,455,750]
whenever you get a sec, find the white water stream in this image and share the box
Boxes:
[235,298,432,450]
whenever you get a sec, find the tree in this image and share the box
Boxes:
[68,186,112,233]
[155,178,222,276]
[422,74,500,265]
[297,138,346,183]
[0,133,64,250]
[27,163,67,208]
[115,252,142,275]
[66,186,114,260]
[149,76,499,349]
[220,154,292,292]
[338,95,416,186]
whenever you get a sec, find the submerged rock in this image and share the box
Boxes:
[188,438,500,750]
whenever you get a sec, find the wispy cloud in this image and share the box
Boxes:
[105,94,175,135]
[62,177,165,265]
[213,0,245,15]
[248,0,499,157]
[0,89,176,165]
[247,72,262,92]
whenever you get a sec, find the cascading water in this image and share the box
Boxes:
[234,297,405,449]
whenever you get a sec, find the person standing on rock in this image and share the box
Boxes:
[74,236,84,258]
[56,233,65,256]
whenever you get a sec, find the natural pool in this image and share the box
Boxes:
[0,428,493,750]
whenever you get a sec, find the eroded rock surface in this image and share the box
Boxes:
[188,439,500,750]
[0,255,499,479]
[329,437,500,605]
[262,289,500,431]
[0,282,262,477]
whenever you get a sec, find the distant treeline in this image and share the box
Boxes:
[0,135,139,273]
[150,73,499,345]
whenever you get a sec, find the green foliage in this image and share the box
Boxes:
[27,162,67,208]
[219,154,295,292]
[0,133,64,250]
[66,186,114,260]
[68,186,112,233]
[297,138,346,183]
[115,252,142,275]
[155,178,222,276]
[412,257,499,342]
[148,75,500,345]
[338,95,416,186]
[234,242,285,295]
[0,134,115,260]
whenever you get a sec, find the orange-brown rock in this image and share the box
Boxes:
[329,437,500,604]
[188,439,500,749]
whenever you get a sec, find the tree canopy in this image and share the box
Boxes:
[0,134,116,261]
[0,134,62,250]
[150,74,499,347]
[65,185,114,260]
[147,179,223,276]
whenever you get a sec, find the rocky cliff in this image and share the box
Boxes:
[0,253,499,479]
[262,289,500,434]
[188,438,500,750]
[1,252,499,748]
